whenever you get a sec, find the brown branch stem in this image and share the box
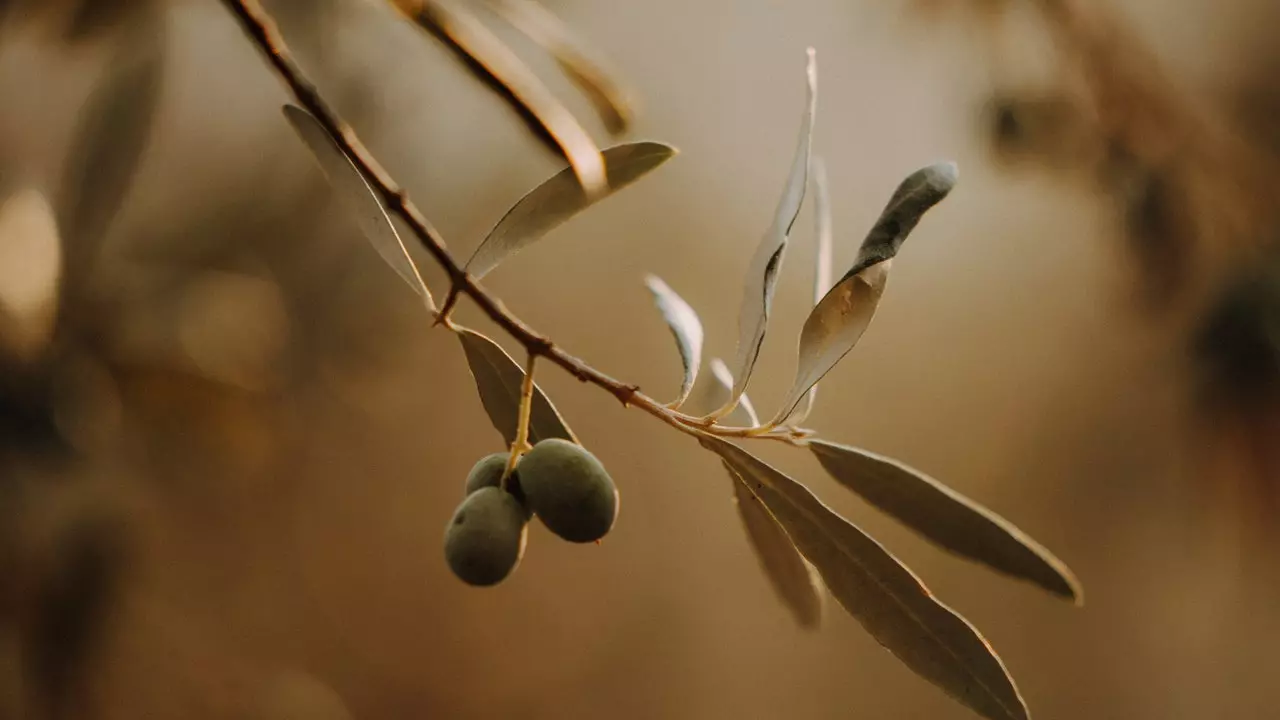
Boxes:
[218,0,806,446]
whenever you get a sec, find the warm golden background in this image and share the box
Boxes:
[1,0,1278,718]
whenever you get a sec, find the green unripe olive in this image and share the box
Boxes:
[464,453,531,518]
[443,487,528,586]
[516,439,618,543]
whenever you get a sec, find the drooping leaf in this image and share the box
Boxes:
[701,436,1030,720]
[396,0,607,195]
[643,275,704,408]
[810,439,1081,604]
[715,49,817,417]
[723,460,824,629]
[283,105,435,309]
[788,155,834,426]
[770,162,957,424]
[465,141,676,279]
[456,327,577,445]
[57,13,163,302]
[485,0,633,135]
[0,190,61,360]
[708,358,758,427]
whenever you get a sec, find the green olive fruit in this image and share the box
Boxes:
[463,453,531,518]
[443,487,528,586]
[516,439,618,543]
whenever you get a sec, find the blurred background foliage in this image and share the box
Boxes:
[0,0,1278,717]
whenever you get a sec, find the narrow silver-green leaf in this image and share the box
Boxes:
[724,460,824,629]
[701,436,1030,720]
[465,141,677,279]
[771,162,956,425]
[405,0,607,194]
[788,155,834,426]
[810,439,1082,604]
[644,275,704,408]
[485,0,633,135]
[708,358,759,427]
[283,105,435,309]
[715,49,817,417]
[456,327,577,445]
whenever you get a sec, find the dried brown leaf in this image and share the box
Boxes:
[399,0,607,194]
[485,0,633,134]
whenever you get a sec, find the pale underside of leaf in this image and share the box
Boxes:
[810,439,1082,604]
[771,162,958,425]
[788,155,834,426]
[484,0,633,134]
[399,0,606,195]
[465,141,676,279]
[708,358,759,427]
[456,327,577,445]
[771,261,889,425]
[700,436,1030,720]
[723,460,824,629]
[644,275,704,408]
[716,48,817,417]
[283,105,435,310]
[57,13,163,307]
[0,190,62,360]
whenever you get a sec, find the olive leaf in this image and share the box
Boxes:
[770,162,957,425]
[708,358,758,427]
[724,460,824,629]
[283,105,435,310]
[788,155,834,426]
[485,0,633,135]
[643,275,704,408]
[714,49,817,417]
[456,327,577,445]
[701,435,1029,720]
[57,14,164,303]
[810,439,1082,604]
[397,0,607,195]
[465,141,676,279]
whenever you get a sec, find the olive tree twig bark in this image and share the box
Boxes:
[217,0,809,444]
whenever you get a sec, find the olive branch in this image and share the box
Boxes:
[218,1,1082,718]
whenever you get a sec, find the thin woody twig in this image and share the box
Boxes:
[218,0,807,445]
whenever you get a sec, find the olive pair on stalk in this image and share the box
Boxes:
[444,438,619,586]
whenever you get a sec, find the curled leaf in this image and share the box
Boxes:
[398,0,606,195]
[715,49,817,417]
[770,162,957,425]
[485,0,633,134]
[643,275,704,407]
[789,155,834,425]
[283,105,435,309]
[465,141,676,279]
[701,436,1029,720]
[810,439,1081,604]
[456,327,576,445]
[708,358,758,427]
[724,460,824,628]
